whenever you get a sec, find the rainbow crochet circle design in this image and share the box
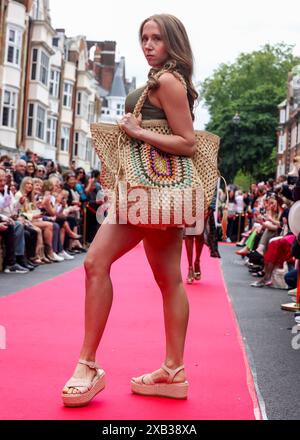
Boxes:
[130,141,194,188]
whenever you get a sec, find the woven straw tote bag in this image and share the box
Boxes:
[91,70,220,227]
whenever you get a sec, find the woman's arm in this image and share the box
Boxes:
[119,73,196,157]
[85,178,94,194]
[41,195,56,216]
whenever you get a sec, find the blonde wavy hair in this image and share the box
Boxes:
[19,177,34,200]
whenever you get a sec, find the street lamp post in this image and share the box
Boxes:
[232,113,241,242]
[232,113,241,181]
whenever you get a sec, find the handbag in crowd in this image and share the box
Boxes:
[91,69,220,228]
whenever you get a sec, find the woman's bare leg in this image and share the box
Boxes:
[195,233,204,262]
[60,226,66,248]
[30,225,43,261]
[184,235,194,267]
[193,233,204,279]
[33,221,54,253]
[63,221,79,239]
[64,223,144,394]
[184,235,194,282]
[261,262,274,282]
[136,227,188,384]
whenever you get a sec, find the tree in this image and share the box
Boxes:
[201,43,300,183]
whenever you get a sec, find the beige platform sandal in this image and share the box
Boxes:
[131,364,188,399]
[62,359,105,407]
[186,267,194,284]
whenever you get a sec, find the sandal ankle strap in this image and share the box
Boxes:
[78,359,100,370]
[161,364,185,384]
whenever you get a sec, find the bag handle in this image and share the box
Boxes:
[219,174,229,207]
[114,70,187,191]
[132,69,187,118]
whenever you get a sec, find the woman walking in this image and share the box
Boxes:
[62,13,198,406]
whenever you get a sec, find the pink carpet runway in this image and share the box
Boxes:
[0,244,260,420]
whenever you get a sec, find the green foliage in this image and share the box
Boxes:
[234,170,252,191]
[201,43,300,182]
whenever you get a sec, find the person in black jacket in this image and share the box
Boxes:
[284,169,300,289]
[13,159,26,189]
[293,169,300,202]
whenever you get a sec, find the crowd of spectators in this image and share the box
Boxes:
[1,147,299,296]
[218,156,300,295]
[0,149,106,274]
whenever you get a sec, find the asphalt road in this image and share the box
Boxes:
[1,243,299,420]
[219,243,300,420]
[0,253,86,298]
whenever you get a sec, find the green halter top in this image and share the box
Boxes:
[125,86,166,120]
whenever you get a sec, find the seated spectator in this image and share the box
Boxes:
[0,170,32,273]
[0,156,13,174]
[0,218,29,273]
[45,160,60,179]
[284,235,300,290]
[9,181,17,196]
[75,168,94,205]
[35,164,47,180]
[63,172,81,210]
[251,234,295,288]
[13,159,26,188]
[32,179,64,263]
[285,169,300,292]
[236,194,281,259]
[15,177,61,263]
[20,148,34,163]
[55,190,81,258]
[26,161,37,178]
[85,170,107,243]
[63,172,85,253]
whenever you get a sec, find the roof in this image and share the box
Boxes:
[277,99,287,109]
[109,57,127,98]
[97,85,109,97]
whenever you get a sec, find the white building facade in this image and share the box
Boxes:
[0,0,132,173]
[0,0,27,155]
[24,0,56,159]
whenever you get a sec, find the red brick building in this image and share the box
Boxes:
[277,65,300,177]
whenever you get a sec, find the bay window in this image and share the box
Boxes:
[76,91,88,118]
[88,102,95,123]
[61,126,70,152]
[63,82,73,108]
[49,69,60,98]
[26,102,47,140]
[36,105,46,140]
[6,27,22,67]
[1,89,17,128]
[31,48,50,87]
[73,131,86,159]
[47,117,57,146]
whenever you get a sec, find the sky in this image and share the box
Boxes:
[49,0,300,128]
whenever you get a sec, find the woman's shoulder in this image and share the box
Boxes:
[157,71,186,90]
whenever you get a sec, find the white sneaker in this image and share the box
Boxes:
[288,288,297,297]
[51,252,64,262]
[59,250,74,260]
